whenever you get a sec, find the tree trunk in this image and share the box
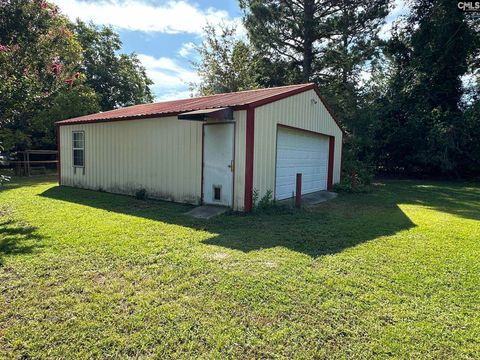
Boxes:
[302,0,314,82]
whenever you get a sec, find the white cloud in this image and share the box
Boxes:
[178,42,196,58]
[379,0,410,39]
[53,0,242,34]
[157,89,192,101]
[137,54,198,100]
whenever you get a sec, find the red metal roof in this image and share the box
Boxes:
[56,83,318,125]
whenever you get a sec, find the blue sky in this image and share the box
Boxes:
[52,0,407,101]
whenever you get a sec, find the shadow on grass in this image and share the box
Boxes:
[0,173,58,191]
[0,219,44,266]
[39,184,420,258]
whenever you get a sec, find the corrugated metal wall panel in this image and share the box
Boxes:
[60,111,247,210]
[253,89,343,200]
[60,116,203,204]
[233,110,246,211]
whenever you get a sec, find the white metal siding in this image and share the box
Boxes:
[60,116,203,204]
[58,89,341,211]
[233,110,246,211]
[275,127,329,200]
[60,111,247,209]
[252,89,343,200]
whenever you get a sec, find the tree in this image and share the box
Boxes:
[0,0,84,150]
[371,0,479,175]
[191,24,259,96]
[30,84,100,149]
[73,21,154,110]
[240,0,391,186]
[0,142,11,187]
[318,0,389,129]
[240,0,390,85]
[0,1,154,152]
[462,96,480,176]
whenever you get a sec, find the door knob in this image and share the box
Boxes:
[228,160,234,172]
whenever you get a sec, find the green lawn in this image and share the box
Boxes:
[1,176,479,358]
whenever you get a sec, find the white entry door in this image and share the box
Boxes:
[275,127,329,200]
[203,123,234,206]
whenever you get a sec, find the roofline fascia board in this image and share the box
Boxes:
[55,111,184,126]
[55,83,344,135]
[235,84,345,135]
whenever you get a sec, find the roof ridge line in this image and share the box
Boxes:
[152,83,313,103]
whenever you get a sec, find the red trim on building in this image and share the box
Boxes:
[55,83,342,211]
[327,136,335,191]
[237,84,344,135]
[236,83,316,109]
[339,138,344,181]
[277,123,331,137]
[55,83,344,135]
[311,87,345,135]
[56,112,183,127]
[277,124,336,193]
[200,123,205,204]
[244,107,255,212]
[56,124,61,185]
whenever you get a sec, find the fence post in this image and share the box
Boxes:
[295,173,302,209]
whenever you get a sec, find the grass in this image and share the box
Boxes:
[0,175,479,359]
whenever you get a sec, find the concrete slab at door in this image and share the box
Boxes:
[185,205,229,219]
[203,123,234,207]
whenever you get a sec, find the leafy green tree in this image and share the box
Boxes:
[0,1,154,152]
[0,0,84,150]
[462,96,480,176]
[371,0,479,175]
[240,0,390,85]
[239,0,391,186]
[30,84,100,149]
[0,141,11,186]
[191,24,259,96]
[318,0,389,128]
[73,21,154,110]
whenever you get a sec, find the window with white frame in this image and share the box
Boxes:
[72,131,85,167]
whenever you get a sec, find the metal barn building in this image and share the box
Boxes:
[57,83,343,212]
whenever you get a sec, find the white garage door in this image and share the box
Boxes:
[275,127,329,200]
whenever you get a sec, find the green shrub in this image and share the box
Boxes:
[251,189,293,213]
[257,189,274,209]
[252,189,276,211]
[135,188,147,200]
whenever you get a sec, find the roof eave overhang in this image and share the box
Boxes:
[177,107,234,122]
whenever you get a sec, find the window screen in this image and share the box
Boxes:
[72,131,85,167]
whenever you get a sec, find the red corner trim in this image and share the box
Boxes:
[200,123,205,204]
[56,124,61,185]
[244,107,255,212]
[240,83,316,109]
[238,83,345,135]
[327,136,335,191]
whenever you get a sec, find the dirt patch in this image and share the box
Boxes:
[0,205,12,217]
